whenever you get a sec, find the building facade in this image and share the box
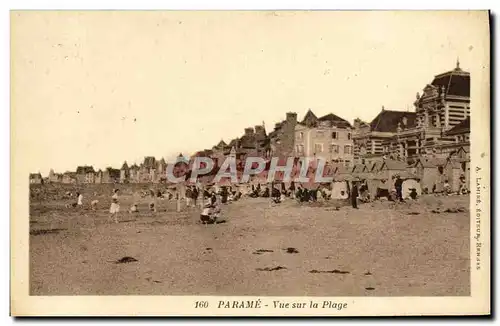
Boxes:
[76,166,95,184]
[48,169,62,183]
[120,162,130,183]
[269,112,298,158]
[62,172,77,184]
[354,61,470,165]
[294,110,354,164]
[352,107,415,165]
[386,61,470,163]
[29,173,43,184]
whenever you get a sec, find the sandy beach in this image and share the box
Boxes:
[29,190,470,296]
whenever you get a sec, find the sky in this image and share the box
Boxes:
[11,11,489,175]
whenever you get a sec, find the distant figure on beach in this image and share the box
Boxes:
[458,175,467,195]
[109,189,120,223]
[295,186,303,202]
[443,180,451,195]
[76,192,83,206]
[394,175,403,201]
[262,187,270,198]
[289,181,296,198]
[149,189,157,212]
[192,186,199,206]
[221,187,229,203]
[271,185,282,204]
[409,188,418,200]
[129,203,139,213]
[186,186,193,207]
[91,199,99,211]
[351,182,359,209]
[200,194,225,225]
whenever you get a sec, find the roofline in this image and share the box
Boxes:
[434,69,470,79]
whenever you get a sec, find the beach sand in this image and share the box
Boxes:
[29,193,470,296]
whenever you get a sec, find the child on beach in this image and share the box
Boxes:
[91,199,99,211]
[77,192,83,206]
[109,189,120,223]
[129,191,140,213]
[200,194,224,225]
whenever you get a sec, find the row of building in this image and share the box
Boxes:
[30,157,170,185]
[30,60,471,185]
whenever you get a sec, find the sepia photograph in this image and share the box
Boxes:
[10,10,490,316]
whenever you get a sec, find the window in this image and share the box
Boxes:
[347,132,351,140]
[296,145,304,154]
[314,143,323,153]
[344,145,352,154]
[330,144,339,154]
[297,132,304,140]
[331,132,337,139]
[316,131,325,138]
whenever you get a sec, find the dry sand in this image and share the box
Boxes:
[29,193,470,296]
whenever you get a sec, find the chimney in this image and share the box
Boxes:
[244,127,254,136]
[254,125,265,135]
[353,118,361,130]
[286,112,297,123]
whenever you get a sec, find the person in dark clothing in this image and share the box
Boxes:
[351,181,359,209]
[210,192,216,203]
[310,188,318,202]
[300,189,311,202]
[295,187,303,201]
[394,175,404,201]
[271,186,281,199]
[409,188,418,200]
[192,186,199,207]
[220,187,228,203]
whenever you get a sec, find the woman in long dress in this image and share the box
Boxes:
[109,189,120,223]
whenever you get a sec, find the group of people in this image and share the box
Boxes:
[246,181,337,204]
[349,174,418,209]
[65,169,467,225]
[443,174,469,195]
[295,185,332,203]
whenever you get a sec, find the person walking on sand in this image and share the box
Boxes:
[351,181,359,209]
[109,189,120,223]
